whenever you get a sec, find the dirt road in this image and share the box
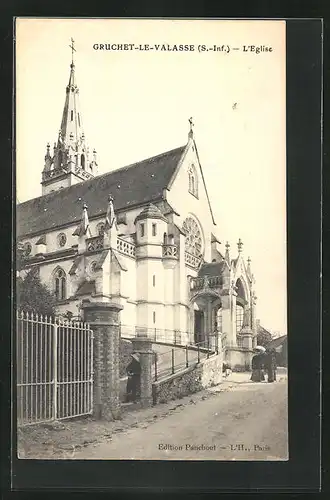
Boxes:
[74,376,288,461]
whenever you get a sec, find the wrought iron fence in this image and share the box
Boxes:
[16,311,94,426]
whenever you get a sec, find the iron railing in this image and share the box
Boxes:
[121,325,221,351]
[16,311,94,426]
[153,341,216,382]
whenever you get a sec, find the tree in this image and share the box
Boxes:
[256,325,273,347]
[17,268,57,316]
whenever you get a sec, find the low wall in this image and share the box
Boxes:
[225,347,253,372]
[152,353,223,405]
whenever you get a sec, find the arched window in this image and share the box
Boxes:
[188,164,198,197]
[81,154,85,170]
[236,278,247,302]
[96,222,105,236]
[236,304,244,334]
[182,216,204,257]
[54,268,66,301]
[57,232,67,248]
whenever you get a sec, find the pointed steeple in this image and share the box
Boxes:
[73,203,90,237]
[104,194,118,248]
[59,39,84,148]
[105,195,117,230]
[247,256,252,278]
[41,39,98,195]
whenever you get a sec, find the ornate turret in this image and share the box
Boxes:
[41,39,98,195]
[135,203,168,248]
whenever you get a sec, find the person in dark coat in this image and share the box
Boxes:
[126,355,141,402]
[250,352,265,382]
[265,347,277,382]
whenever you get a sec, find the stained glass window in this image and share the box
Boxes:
[57,233,67,247]
[236,304,244,334]
[188,164,198,197]
[182,216,203,257]
[54,268,66,301]
[96,222,105,236]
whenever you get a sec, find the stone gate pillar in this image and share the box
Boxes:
[131,333,154,408]
[82,300,123,420]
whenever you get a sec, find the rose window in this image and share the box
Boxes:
[182,217,203,257]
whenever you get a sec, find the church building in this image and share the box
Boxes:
[17,45,258,370]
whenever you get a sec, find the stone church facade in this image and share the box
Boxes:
[17,52,258,370]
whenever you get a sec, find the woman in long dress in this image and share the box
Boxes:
[251,352,265,382]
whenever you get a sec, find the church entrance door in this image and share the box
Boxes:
[194,310,204,345]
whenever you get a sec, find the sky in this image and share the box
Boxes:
[16,18,287,334]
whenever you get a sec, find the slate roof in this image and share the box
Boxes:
[17,145,186,238]
[135,203,168,223]
[266,335,287,349]
[198,261,226,277]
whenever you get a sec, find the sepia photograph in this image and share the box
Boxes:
[15,18,287,461]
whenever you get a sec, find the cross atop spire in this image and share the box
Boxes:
[69,37,76,66]
[237,238,243,253]
[188,117,194,139]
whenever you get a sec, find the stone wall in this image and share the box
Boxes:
[152,353,222,405]
[225,347,253,372]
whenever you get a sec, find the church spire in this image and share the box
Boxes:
[59,38,84,149]
[41,39,98,195]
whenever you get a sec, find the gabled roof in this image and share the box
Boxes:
[266,335,287,349]
[167,138,216,225]
[17,145,186,238]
